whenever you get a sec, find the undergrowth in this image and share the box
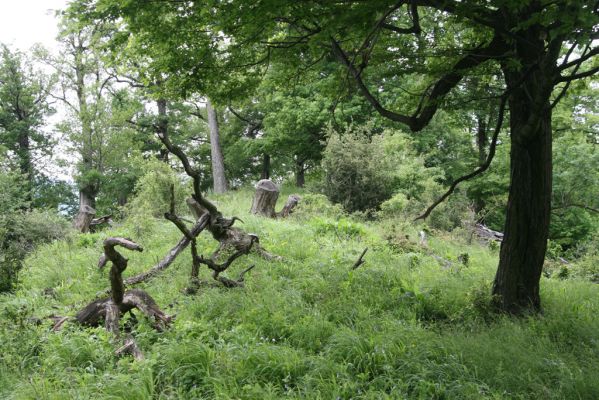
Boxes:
[1,188,598,399]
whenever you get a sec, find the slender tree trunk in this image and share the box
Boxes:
[473,114,487,216]
[476,114,487,165]
[492,29,555,313]
[17,130,33,204]
[261,153,270,180]
[207,100,228,193]
[156,99,169,163]
[295,158,305,188]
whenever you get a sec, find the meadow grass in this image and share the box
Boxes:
[1,188,598,399]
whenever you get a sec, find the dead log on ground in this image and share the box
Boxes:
[474,223,504,242]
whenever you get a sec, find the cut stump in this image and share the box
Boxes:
[250,179,279,217]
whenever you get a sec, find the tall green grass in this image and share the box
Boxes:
[1,188,598,399]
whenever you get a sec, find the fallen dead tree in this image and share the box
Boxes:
[55,238,172,360]
[474,223,504,242]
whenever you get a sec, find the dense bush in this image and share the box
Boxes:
[322,125,444,216]
[0,209,70,292]
[125,159,189,219]
[322,127,396,213]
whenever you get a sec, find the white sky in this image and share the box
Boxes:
[0,0,68,51]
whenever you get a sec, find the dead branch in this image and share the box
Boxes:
[121,214,210,287]
[66,238,172,359]
[351,248,368,270]
[415,94,508,221]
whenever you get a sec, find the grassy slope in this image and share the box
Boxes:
[1,189,598,399]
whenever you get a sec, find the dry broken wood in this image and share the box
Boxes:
[277,194,301,218]
[474,223,504,242]
[90,214,113,232]
[58,237,172,360]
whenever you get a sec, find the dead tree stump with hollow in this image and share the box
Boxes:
[250,179,279,217]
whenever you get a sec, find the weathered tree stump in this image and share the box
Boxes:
[73,205,96,233]
[250,179,279,217]
[276,194,301,218]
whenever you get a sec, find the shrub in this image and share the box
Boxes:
[125,159,189,219]
[321,125,398,213]
[0,209,70,292]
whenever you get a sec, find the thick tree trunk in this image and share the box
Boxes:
[492,104,552,313]
[261,153,270,180]
[73,187,97,233]
[250,179,279,217]
[207,100,228,194]
[493,35,555,313]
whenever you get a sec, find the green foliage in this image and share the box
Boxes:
[0,203,70,292]
[2,189,599,398]
[0,190,599,399]
[292,193,344,220]
[323,125,443,214]
[322,127,396,213]
[311,217,366,239]
[125,158,188,220]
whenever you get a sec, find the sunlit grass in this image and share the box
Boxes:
[1,188,598,399]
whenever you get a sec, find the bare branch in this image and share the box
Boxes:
[351,248,368,270]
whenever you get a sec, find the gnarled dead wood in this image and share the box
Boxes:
[65,238,172,359]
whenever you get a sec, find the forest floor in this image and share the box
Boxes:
[1,188,598,399]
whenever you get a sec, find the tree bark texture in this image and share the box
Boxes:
[73,187,97,233]
[250,179,279,217]
[492,26,555,313]
[277,195,301,218]
[295,158,305,188]
[157,99,169,163]
[261,153,270,180]
[17,131,33,202]
[207,100,228,194]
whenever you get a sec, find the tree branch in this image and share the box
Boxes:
[331,33,508,132]
[415,94,508,220]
